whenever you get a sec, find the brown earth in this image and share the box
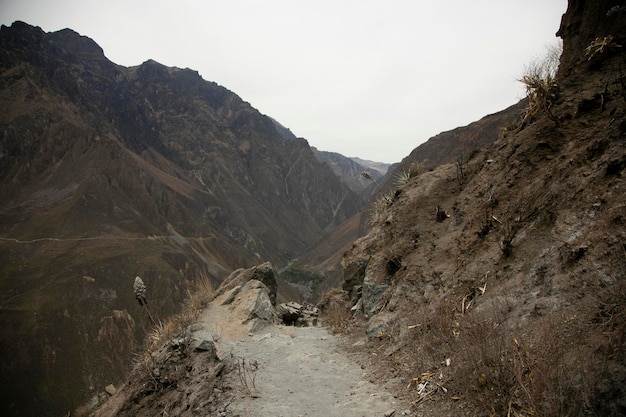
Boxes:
[334,1,626,416]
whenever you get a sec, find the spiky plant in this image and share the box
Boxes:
[361,170,383,192]
[134,276,158,327]
[394,169,412,186]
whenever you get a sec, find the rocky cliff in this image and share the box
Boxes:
[0,21,362,416]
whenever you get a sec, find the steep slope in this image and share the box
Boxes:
[269,117,390,197]
[0,21,362,417]
[312,147,387,196]
[378,99,527,188]
[291,99,527,298]
[338,1,626,416]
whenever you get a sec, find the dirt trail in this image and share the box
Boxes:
[196,302,405,417]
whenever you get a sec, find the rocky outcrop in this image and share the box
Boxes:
[92,326,224,417]
[213,263,280,332]
[212,263,320,331]
[276,301,319,327]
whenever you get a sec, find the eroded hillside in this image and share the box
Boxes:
[337,1,626,415]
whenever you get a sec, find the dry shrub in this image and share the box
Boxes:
[520,41,562,123]
[370,194,393,224]
[585,35,622,61]
[394,298,459,379]
[409,161,425,177]
[317,288,352,334]
[394,289,626,416]
[451,303,620,417]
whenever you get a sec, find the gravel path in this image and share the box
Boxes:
[192,285,407,417]
[219,325,401,417]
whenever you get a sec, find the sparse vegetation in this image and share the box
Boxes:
[394,169,412,186]
[236,358,259,397]
[133,276,158,327]
[361,170,383,191]
[409,161,425,177]
[368,193,393,224]
[519,41,562,123]
[585,35,622,61]
[135,270,215,362]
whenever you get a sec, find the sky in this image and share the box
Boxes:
[1,0,568,163]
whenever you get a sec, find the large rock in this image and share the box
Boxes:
[362,272,389,316]
[216,262,278,305]
[212,263,280,332]
[366,312,395,339]
[277,301,319,327]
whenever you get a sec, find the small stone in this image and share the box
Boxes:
[384,410,396,417]
[105,384,116,396]
[195,339,216,354]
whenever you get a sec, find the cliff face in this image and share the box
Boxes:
[0,21,362,416]
[339,1,626,415]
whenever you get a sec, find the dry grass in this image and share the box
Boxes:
[369,194,393,224]
[390,289,626,417]
[585,35,622,61]
[134,269,215,367]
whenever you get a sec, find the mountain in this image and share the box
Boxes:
[335,1,626,415]
[269,117,389,197]
[290,101,527,296]
[87,2,626,416]
[349,156,390,176]
[311,147,388,196]
[0,21,363,417]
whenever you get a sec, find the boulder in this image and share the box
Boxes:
[194,339,216,356]
[105,384,116,396]
[366,312,395,339]
[210,263,281,333]
[216,262,278,305]
[277,302,302,325]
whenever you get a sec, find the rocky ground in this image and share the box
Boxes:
[204,313,404,417]
[89,264,409,417]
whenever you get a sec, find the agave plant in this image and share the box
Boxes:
[394,169,412,186]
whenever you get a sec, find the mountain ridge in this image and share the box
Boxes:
[0,21,362,416]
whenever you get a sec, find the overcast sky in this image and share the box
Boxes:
[1,0,567,163]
